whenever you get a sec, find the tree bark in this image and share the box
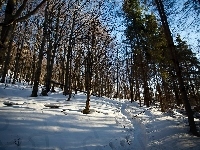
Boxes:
[64,11,76,97]
[45,5,60,93]
[0,35,14,83]
[12,40,24,84]
[31,5,48,97]
[0,0,15,63]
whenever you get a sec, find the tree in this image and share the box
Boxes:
[31,3,48,97]
[0,0,46,66]
[175,35,200,107]
[12,22,27,84]
[123,0,167,106]
[155,0,199,136]
[44,0,66,94]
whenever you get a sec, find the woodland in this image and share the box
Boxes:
[0,0,200,137]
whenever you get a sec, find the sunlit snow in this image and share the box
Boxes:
[0,82,200,150]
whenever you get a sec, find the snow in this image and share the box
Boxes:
[0,82,200,150]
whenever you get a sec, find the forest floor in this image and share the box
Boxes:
[0,82,200,150]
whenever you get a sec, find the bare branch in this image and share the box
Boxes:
[15,0,47,22]
[13,0,28,21]
[0,0,46,26]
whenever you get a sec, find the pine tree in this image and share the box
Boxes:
[155,0,199,136]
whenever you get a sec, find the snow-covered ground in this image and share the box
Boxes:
[0,82,200,150]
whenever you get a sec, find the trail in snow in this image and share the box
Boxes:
[120,102,147,150]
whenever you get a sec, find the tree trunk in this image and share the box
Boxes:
[64,12,76,96]
[67,56,72,101]
[172,79,181,106]
[1,32,14,83]
[0,0,15,62]
[45,7,60,93]
[83,51,92,113]
[31,5,48,97]
[61,45,67,90]
[12,41,23,84]
[83,20,95,113]
[129,54,134,103]
[30,51,36,85]
[45,39,53,93]
[31,38,46,97]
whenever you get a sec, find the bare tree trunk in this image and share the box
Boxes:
[0,0,15,62]
[31,38,46,97]
[172,78,181,106]
[45,38,53,92]
[12,40,24,84]
[83,20,96,114]
[30,50,36,85]
[1,30,15,83]
[138,49,150,107]
[45,6,61,93]
[129,53,134,103]
[86,60,90,110]
[116,48,119,98]
[83,51,92,114]
[67,56,72,101]
[60,45,67,89]
[31,5,48,97]
[64,52,70,95]
[64,12,76,97]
